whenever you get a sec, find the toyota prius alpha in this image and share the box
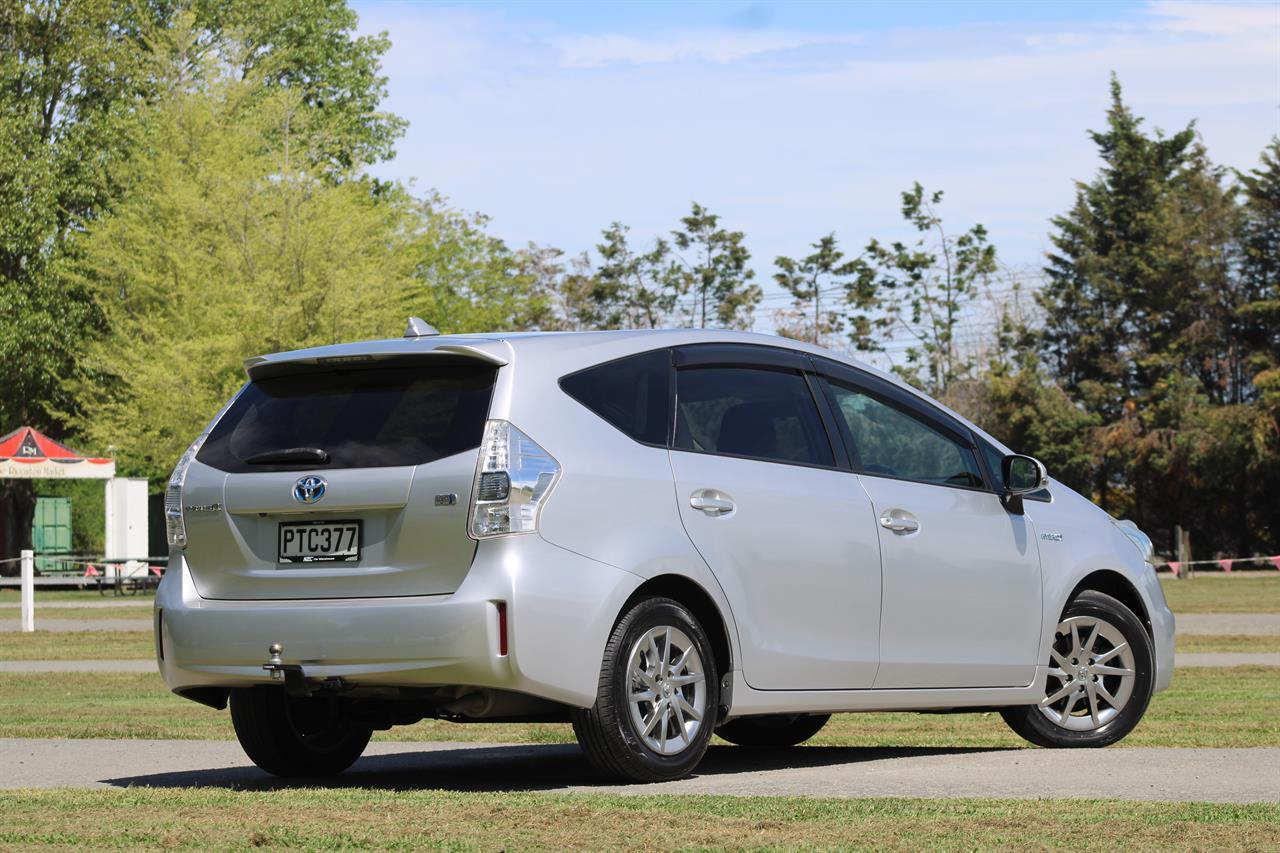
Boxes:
[156,323,1173,782]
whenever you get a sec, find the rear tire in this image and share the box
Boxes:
[573,596,720,783]
[716,713,831,747]
[230,687,372,777]
[1001,590,1154,748]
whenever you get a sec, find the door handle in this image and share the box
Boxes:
[879,509,920,534]
[690,490,735,515]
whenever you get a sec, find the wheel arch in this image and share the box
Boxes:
[1063,569,1152,638]
[623,574,733,680]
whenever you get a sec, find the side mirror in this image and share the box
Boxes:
[1000,454,1047,514]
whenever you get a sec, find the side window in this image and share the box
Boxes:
[559,349,670,445]
[674,367,834,467]
[826,380,983,488]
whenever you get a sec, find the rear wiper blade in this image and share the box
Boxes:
[244,447,330,465]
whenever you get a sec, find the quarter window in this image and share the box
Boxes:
[674,367,834,467]
[559,349,671,445]
[826,380,983,488]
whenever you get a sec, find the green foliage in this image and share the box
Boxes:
[860,183,996,394]
[670,203,761,330]
[773,234,874,349]
[1022,78,1278,555]
[68,60,418,483]
[592,223,678,329]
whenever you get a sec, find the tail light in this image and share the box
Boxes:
[469,420,560,537]
[164,433,209,548]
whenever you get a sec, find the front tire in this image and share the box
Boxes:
[716,713,831,747]
[573,596,720,782]
[1002,590,1154,748]
[230,687,372,777]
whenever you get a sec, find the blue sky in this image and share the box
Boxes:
[351,1,1279,334]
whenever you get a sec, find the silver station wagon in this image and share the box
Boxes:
[156,323,1173,782]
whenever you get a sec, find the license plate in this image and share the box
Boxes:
[278,520,361,563]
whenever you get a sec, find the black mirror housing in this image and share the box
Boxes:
[1000,454,1048,514]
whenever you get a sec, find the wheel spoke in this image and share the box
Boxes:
[1085,680,1101,727]
[641,699,667,737]
[631,689,657,703]
[670,645,692,675]
[1050,649,1071,670]
[1042,680,1076,705]
[1059,690,1081,722]
[676,694,703,722]
[1069,622,1082,657]
[667,672,705,687]
[1093,643,1128,665]
[1047,666,1069,683]
[671,696,689,745]
[1091,664,1133,677]
[1081,622,1100,657]
[659,706,670,752]
[1095,680,1119,709]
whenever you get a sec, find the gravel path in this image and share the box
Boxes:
[2,739,1275,802]
[1175,613,1280,635]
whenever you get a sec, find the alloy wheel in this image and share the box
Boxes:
[1038,614,1137,731]
[626,625,708,755]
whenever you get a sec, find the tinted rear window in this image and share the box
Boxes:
[198,364,496,472]
[559,349,671,445]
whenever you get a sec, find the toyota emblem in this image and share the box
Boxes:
[293,475,327,504]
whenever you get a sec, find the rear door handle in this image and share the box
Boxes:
[879,509,920,534]
[690,490,735,515]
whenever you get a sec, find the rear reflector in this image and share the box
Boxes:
[496,601,508,657]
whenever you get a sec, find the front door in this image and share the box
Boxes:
[669,356,882,690]
[820,369,1043,689]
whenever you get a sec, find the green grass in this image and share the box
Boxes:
[1161,575,1280,613]
[0,588,155,603]
[0,630,154,660]
[0,789,1276,850]
[1,667,1275,747]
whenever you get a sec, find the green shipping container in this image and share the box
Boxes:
[33,496,73,573]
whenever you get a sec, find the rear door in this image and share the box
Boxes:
[668,346,882,690]
[816,362,1043,689]
[181,357,495,600]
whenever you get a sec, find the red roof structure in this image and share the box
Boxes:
[0,427,115,479]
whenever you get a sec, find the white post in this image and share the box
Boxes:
[20,549,34,633]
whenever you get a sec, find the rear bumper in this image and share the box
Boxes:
[156,535,641,708]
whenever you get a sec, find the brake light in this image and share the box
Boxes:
[469,420,560,537]
[164,433,208,548]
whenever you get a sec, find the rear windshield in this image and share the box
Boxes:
[198,364,496,472]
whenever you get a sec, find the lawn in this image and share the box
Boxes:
[1160,574,1280,613]
[1,666,1275,748]
[0,789,1275,850]
[0,588,155,604]
[0,630,154,660]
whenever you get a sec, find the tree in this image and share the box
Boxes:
[773,234,872,349]
[670,203,761,330]
[593,223,678,329]
[68,62,417,483]
[860,183,996,393]
[0,0,404,561]
[1235,138,1280,390]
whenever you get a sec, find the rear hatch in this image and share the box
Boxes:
[182,356,496,600]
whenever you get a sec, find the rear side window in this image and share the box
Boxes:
[198,364,496,472]
[559,349,671,446]
[674,367,834,467]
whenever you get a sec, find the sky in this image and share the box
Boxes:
[350,0,1280,335]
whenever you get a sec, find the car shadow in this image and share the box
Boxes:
[102,743,1019,792]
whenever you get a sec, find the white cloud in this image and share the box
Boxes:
[552,30,859,68]
[1145,1,1279,36]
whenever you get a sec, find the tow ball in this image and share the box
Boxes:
[262,642,307,695]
